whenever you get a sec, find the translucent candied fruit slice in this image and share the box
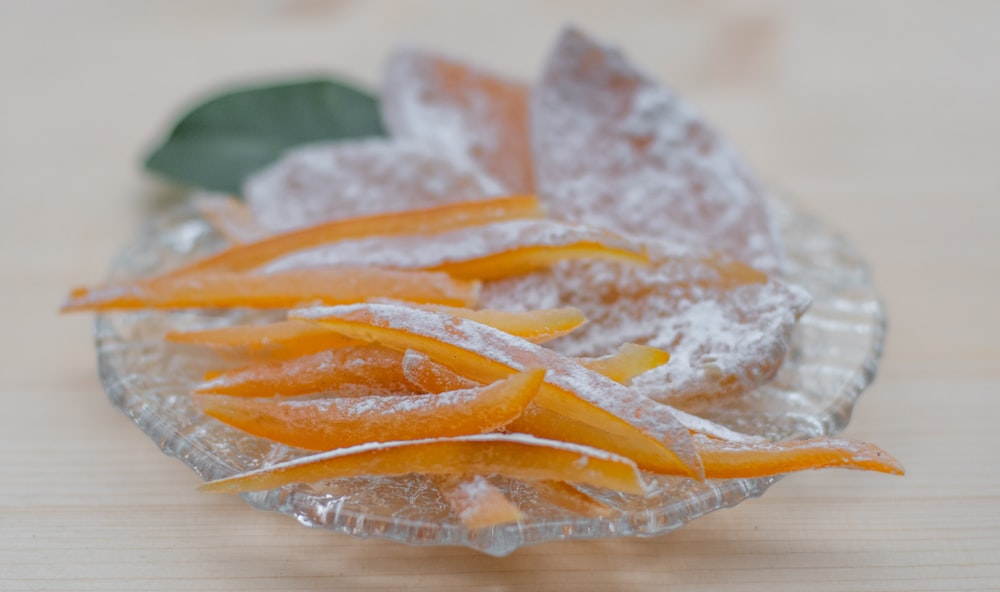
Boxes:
[196,368,546,451]
[199,433,646,495]
[532,27,782,274]
[532,480,615,518]
[244,139,507,233]
[166,306,586,363]
[402,350,478,393]
[404,345,668,392]
[195,345,410,398]
[416,305,586,344]
[61,267,480,312]
[165,194,544,278]
[261,219,648,281]
[433,474,524,529]
[694,434,904,479]
[291,303,701,478]
[545,241,810,411]
[166,320,358,361]
[194,195,268,244]
[382,50,534,193]
[576,343,670,385]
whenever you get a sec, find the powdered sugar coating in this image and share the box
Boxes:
[291,303,698,471]
[259,219,642,274]
[222,432,639,474]
[542,241,810,411]
[199,346,410,397]
[268,383,498,419]
[478,271,562,312]
[532,28,782,274]
[243,139,503,232]
[382,49,534,193]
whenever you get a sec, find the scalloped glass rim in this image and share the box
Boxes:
[93,194,885,556]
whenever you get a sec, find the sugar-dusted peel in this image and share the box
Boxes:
[403,345,670,392]
[62,267,480,312]
[417,305,586,344]
[262,219,649,281]
[244,140,508,234]
[291,303,701,478]
[694,434,904,479]
[576,343,670,385]
[167,306,586,363]
[532,28,782,274]
[196,368,546,451]
[166,320,358,360]
[168,194,544,277]
[433,474,524,529]
[382,50,534,193]
[543,242,810,411]
[194,195,268,244]
[199,433,646,495]
[402,350,479,393]
[195,345,410,398]
[532,480,615,518]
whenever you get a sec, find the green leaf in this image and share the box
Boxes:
[144,78,386,195]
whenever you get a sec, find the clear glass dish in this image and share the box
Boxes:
[94,195,885,556]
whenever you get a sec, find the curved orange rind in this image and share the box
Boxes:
[167,306,586,362]
[171,193,544,276]
[62,267,480,312]
[199,433,646,495]
[695,434,904,479]
[576,343,670,385]
[290,303,701,478]
[195,345,410,398]
[197,368,546,451]
[260,219,650,281]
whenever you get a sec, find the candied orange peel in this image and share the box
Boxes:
[576,343,670,385]
[166,306,586,362]
[199,434,647,495]
[171,193,544,276]
[291,303,702,478]
[432,474,526,529]
[66,27,904,533]
[197,368,547,451]
[194,195,268,244]
[62,267,480,311]
[194,345,411,398]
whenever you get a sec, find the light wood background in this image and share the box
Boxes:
[2,1,998,590]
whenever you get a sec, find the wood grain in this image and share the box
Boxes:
[3,1,998,590]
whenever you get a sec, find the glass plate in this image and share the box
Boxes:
[94,195,885,556]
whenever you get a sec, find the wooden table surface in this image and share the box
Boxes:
[3,1,998,590]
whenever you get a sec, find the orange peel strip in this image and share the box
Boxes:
[532,480,615,518]
[433,474,524,529]
[168,194,544,277]
[576,343,670,385]
[195,345,410,398]
[696,434,904,479]
[167,306,585,361]
[402,346,666,393]
[196,368,546,451]
[402,350,479,393]
[261,219,650,281]
[416,305,586,343]
[290,303,701,478]
[426,242,649,281]
[199,433,645,495]
[194,195,268,244]
[62,268,480,312]
[166,320,358,360]
[383,49,534,193]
